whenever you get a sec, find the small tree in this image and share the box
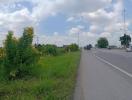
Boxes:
[65,44,79,52]
[3,27,39,80]
[16,27,39,78]
[4,31,18,79]
[120,34,131,48]
[17,27,39,65]
[97,37,109,48]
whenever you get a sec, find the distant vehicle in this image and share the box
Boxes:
[126,45,132,52]
[84,44,92,50]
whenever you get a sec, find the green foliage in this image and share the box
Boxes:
[97,37,109,48]
[3,27,39,80]
[120,34,131,48]
[44,45,58,56]
[17,27,39,66]
[4,31,18,79]
[36,43,79,56]
[35,44,58,56]
[65,44,79,52]
[57,47,66,54]
[0,52,80,99]
[0,47,4,64]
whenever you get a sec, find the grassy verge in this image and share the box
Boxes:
[0,51,80,100]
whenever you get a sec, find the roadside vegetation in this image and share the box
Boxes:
[95,34,132,49]
[0,27,80,100]
[120,34,131,48]
[97,37,109,48]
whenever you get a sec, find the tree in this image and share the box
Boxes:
[3,27,39,80]
[120,34,131,48]
[4,31,18,78]
[16,27,39,78]
[17,27,39,65]
[97,37,109,48]
[65,44,79,52]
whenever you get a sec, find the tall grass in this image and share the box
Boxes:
[0,51,80,100]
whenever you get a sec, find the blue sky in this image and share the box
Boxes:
[0,0,131,46]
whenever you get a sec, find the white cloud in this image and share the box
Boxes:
[79,0,125,46]
[53,32,59,36]
[82,32,96,37]
[0,7,35,34]
[100,32,111,37]
[69,27,80,36]
[68,25,85,36]
[89,25,103,33]
[67,17,75,22]
[58,0,112,14]
[77,25,85,29]
[0,0,127,46]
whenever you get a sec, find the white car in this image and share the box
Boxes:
[126,46,132,52]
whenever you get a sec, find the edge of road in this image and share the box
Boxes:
[93,53,132,78]
[73,50,84,100]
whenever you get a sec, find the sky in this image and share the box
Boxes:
[0,0,131,47]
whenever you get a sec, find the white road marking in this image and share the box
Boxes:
[94,54,132,78]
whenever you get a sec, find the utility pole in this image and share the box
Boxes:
[123,8,126,34]
[78,32,79,47]
[35,35,39,45]
[37,36,39,45]
[122,8,131,48]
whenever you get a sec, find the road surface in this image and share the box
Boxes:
[74,49,132,100]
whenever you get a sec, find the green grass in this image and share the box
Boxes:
[0,51,80,100]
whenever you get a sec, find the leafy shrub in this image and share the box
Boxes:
[44,45,58,56]
[35,44,58,56]
[65,44,79,52]
[57,47,66,55]
[3,27,39,80]
[4,31,18,79]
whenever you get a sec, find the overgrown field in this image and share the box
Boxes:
[0,51,80,100]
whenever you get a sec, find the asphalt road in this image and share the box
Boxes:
[74,49,132,100]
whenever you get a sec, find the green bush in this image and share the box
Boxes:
[36,44,58,56]
[97,37,109,48]
[36,44,79,56]
[65,44,79,52]
[57,47,66,55]
[44,45,58,56]
[4,31,18,79]
[3,27,39,80]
